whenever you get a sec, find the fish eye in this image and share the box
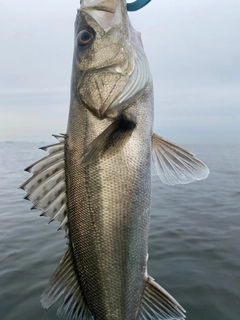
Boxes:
[77,29,94,46]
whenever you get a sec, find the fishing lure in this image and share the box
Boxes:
[127,0,151,11]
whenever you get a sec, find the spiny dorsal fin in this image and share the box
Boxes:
[152,133,209,185]
[20,134,68,234]
[81,113,136,166]
[138,277,186,319]
[41,248,92,320]
[20,159,65,193]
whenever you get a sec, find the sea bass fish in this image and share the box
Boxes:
[20,0,209,319]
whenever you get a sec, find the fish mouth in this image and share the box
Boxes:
[80,0,124,33]
[81,1,116,13]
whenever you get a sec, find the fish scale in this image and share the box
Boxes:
[65,86,152,319]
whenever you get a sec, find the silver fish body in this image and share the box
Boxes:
[66,85,153,319]
[66,3,153,316]
[21,1,209,319]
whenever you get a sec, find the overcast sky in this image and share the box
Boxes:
[0,0,239,143]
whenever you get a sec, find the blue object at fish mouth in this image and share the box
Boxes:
[127,0,151,11]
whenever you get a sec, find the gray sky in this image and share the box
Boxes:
[0,0,239,143]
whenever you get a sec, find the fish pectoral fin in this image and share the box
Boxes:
[138,277,186,319]
[41,248,92,319]
[152,133,209,185]
[81,113,136,166]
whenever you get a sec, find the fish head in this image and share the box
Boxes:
[73,0,151,118]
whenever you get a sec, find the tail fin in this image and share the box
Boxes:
[138,277,186,319]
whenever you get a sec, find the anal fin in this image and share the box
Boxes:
[41,248,92,320]
[138,277,186,320]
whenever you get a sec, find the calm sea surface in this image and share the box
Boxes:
[0,142,239,320]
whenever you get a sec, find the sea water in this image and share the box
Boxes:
[0,142,239,320]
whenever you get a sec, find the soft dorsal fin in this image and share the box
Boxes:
[138,277,186,319]
[20,134,68,234]
[41,248,92,319]
[152,133,209,185]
